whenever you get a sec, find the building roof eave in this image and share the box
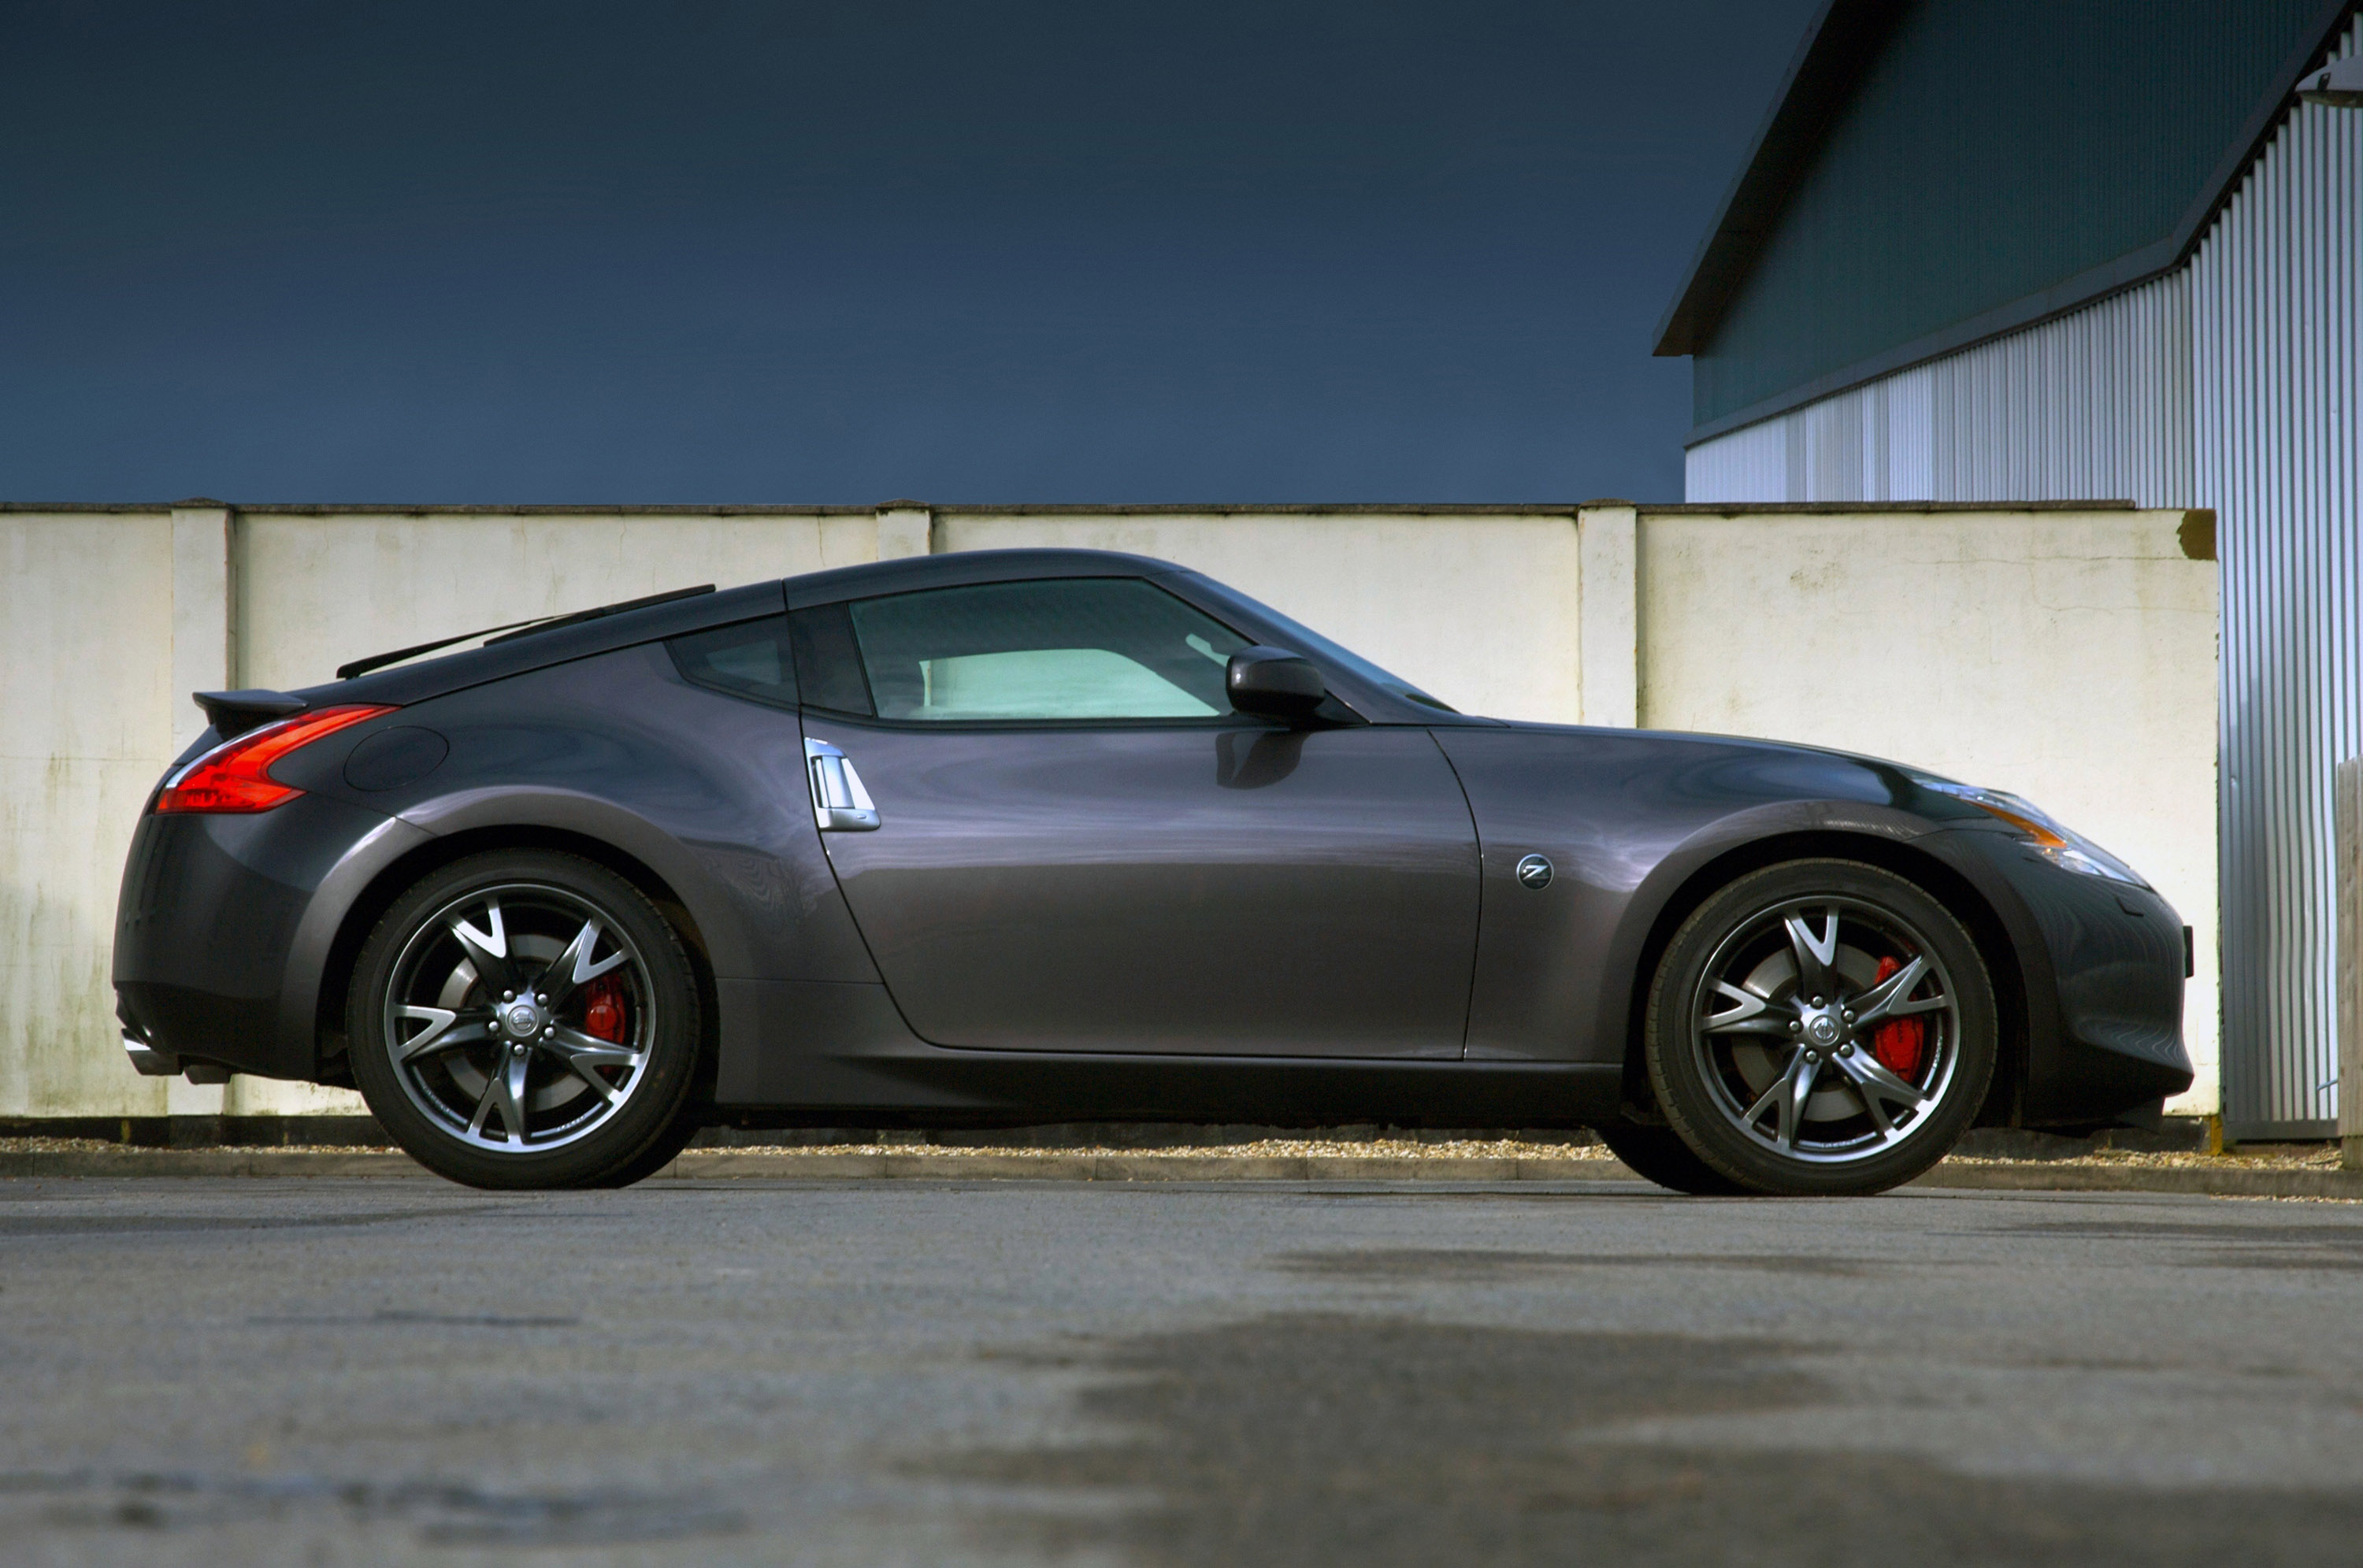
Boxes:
[1650,0,1907,358]
[1657,0,2363,368]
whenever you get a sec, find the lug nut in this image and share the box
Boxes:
[1839,1042,1854,1055]
[503,991,514,1001]
[1790,1020,1802,1032]
[536,994,547,1005]
[1811,995,1824,1007]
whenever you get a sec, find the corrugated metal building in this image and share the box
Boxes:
[1658,0,2363,1137]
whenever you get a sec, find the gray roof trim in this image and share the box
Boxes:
[1644,498,2136,513]
[1673,0,2362,447]
[0,500,1614,517]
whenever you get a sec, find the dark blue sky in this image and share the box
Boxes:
[2,1,1817,505]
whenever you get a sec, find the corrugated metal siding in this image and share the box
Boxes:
[1693,0,2330,425]
[1685,272,2192,506]
[2195,15,2363,1136]
[1686,14,2363,1138]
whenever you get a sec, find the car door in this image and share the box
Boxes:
[793,575,1480,1058]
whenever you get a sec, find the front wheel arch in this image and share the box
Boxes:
[1613,832,2028,1132]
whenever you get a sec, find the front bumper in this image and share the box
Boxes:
[1938,826,2194,1123]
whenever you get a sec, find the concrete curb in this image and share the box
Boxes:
[2,1146,2358,1196]
[1910,1162,2363,1199]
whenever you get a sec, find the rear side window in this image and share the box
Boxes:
[844,578,1248,722]
[668,617,798,710]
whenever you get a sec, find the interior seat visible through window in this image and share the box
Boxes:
[840,578,1251,722]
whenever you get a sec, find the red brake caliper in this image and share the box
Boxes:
[581,975,629,1043]
[1868,955,1923,1077]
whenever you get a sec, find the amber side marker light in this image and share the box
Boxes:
[1959,796,2069,848]
[154,706,398,814]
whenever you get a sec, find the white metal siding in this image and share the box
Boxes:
[1684,16,2363,1136]
[2194,17,2363,1135]
[1684,272,2194,506]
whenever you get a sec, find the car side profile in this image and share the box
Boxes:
[113,549,2194,1193]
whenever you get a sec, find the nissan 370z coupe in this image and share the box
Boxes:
[113,549,2193,1193]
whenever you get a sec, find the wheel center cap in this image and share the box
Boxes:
[1805,1013,1842,1045]
[501,1000,545,1039]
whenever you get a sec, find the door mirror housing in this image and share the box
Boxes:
[1226,647,1328,723]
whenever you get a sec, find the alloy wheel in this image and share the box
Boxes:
[380,881,656,1153]
[1686,895,1961,1166]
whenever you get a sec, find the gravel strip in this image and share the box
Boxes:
[5,1135,2354,1198]
[0,1134,2336,1166]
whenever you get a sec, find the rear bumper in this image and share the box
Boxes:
[113,795,432,1081]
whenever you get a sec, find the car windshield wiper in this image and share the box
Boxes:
[336,584,716,680]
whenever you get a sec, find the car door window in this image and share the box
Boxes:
[843,578,1249,721]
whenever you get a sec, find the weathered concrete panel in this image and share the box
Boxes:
[937,511,1586,725]
[0,501,2223,1119]
[1,512,175,1118]
[235,510,882,693]
[1638,506,2219,1110]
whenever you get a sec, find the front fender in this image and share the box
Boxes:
[1434,725,1953,1066]
[1589,798,1947,1054]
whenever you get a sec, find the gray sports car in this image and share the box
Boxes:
[113,549,2192,1192]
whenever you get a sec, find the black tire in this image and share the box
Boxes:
[1645,858,1996,1197]
[582,1106,707,1188]
[1594,1121,1748,1195]
[348,850,704,1189]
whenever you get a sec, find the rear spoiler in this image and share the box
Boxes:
[191,689,308,740]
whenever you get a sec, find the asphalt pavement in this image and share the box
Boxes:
[4,1176,2361,1566]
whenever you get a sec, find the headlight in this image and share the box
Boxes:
[1912,777,2150,888]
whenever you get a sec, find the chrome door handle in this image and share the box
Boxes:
[805,736,881,831]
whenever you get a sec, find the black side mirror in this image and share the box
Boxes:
[1226,646,1327,723]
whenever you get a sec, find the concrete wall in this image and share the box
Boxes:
[0,500,2220,1121]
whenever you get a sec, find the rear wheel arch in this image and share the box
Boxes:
[1613,831,2028,1130]
[314,825,718,1088]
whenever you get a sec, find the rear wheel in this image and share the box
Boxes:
[1645,859,1995,1196]
[349,850,703,1189]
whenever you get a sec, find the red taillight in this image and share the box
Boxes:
[154,706,398,814]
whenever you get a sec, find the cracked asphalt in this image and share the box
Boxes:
[4,1176,2361,1566]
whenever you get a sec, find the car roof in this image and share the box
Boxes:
[781,547,1185,609]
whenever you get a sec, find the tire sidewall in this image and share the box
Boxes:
[349,850,703,1189]
[1646,859,1996,1196]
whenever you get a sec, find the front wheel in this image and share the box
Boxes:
[1645,859,1996,1196]
[348,850,704,1189]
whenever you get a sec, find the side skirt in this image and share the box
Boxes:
[713,979,1622,1129]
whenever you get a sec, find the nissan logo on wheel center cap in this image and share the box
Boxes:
[1807,1014,1841,1043]
[503,1003,542,1037]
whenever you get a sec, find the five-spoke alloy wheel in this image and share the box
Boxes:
[1644,859,1996,1195]
[349,851,705,1188]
